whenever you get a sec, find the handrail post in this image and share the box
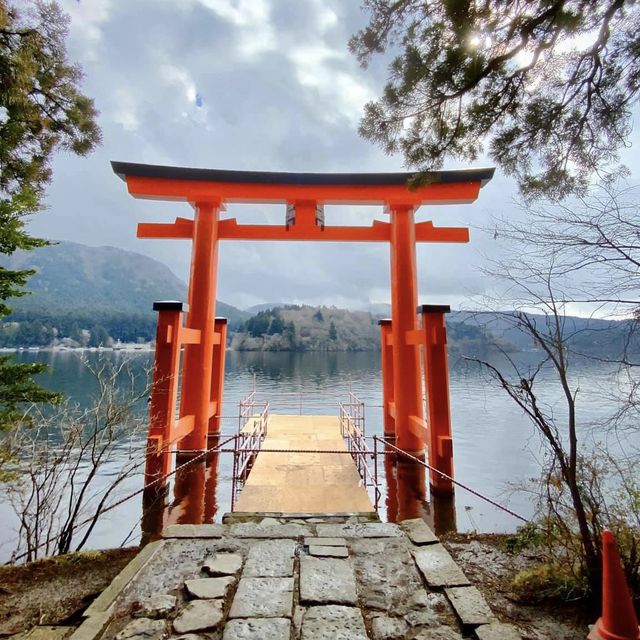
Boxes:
[231,434,238,511]
[373,435,378,496]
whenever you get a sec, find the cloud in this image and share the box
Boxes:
[195,0,275,58]
[287,45,374,124]
[62,0,112,60]
[36,0,636,316]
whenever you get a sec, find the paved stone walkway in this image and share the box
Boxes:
[70,517,522,640]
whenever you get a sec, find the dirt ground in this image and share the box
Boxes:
[443,533,593,640]
[0,548,138,638]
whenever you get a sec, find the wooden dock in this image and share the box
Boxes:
[234,414,375,514]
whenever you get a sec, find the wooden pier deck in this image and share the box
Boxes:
[234,414,375,514]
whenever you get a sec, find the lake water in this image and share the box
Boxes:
[0,348,631,561]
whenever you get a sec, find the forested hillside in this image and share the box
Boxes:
[2,242,635,357]
[0,242,247,346]
[230,305,501,355]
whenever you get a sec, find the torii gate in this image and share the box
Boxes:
[112,162,494,498]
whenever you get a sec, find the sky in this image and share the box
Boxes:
[30,0,639,313]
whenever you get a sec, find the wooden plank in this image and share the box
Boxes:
[234,415,374,514]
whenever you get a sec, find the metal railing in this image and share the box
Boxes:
[231,394,269,509]
[338,393,381,511]
[230,389,382,514]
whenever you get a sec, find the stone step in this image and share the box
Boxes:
[243,539,296,577]
[229,577,295,619]
[301,605,368,640]
[299,557,358,606]
[413,544,470,588]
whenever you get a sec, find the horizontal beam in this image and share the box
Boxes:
[138,218,193,239]
[125,175,483,206]
[409,415,429,442]
[112,161,496,188]
[217,218,392,242]
[138,217,469,244]
[179,327,201,345]
[173,415,195,441]
[415,221,469,243]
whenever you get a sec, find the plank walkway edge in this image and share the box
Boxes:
[69,540,165,640]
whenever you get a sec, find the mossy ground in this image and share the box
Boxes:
[442,533,592,640]
[0,547,138,636]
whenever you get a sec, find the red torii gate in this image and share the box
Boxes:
[112,162,494,497]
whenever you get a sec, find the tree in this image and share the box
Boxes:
[313,309,324,322]
[1,1,100,198]
[329,321,338,341]
[5,357,148,561]
[246,312,270,338]
[268,313,285,336]
[89,324,109,348]
[493,183,640,315]
[0,0,100,430]
[284,321,297,349]
[350,1,639,198]
[468,183,640,601]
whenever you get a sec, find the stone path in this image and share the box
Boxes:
[70,516,522,640]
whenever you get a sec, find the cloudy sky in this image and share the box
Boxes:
[30,0,639,313]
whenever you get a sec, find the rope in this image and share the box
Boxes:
[377,437,529,524]
[8,434,237,565]
[172,443,530,523]
[170,447,376,454]
[9,412,528,561]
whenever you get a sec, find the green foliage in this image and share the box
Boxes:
[232,305,380,352]
[89,325,109,347]
[350,1,639,198]
[284,320,297,345]
[0,354,60,428]
[504,522,545,554]
[268,312,285,336]
[245,311,272,337]
[0,189,49,316]
[511,563,586,602]
[232,306,511,353]
[0,0,101,430]
[0,309,159,347]
[504,452,640,602]
[0,1,101,198]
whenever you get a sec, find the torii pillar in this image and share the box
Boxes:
[389,204,424,454]
[179,200,221,453]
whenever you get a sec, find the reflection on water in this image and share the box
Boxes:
[0,348,630,558]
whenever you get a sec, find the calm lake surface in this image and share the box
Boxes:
[0,348,631,561]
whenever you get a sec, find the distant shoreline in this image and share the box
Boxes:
[1,344,384,354]
[0,343,154,353]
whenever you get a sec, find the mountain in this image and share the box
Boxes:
[245,302,288,314]
[450,310,639,356]
[360,304,639,358]
[232,305,380,352]
[0,241,247,324]
[230,304,501,354]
